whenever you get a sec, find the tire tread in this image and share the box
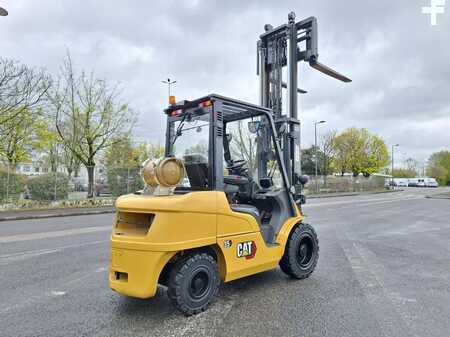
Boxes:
[279,223,319,279]
[167,252,219,316]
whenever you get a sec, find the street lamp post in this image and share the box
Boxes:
[423,159,428,177]
[161,78,177,103]
[391,144,399,187]
[314,120,326,193]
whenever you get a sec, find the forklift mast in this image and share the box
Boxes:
[256,12,351,197]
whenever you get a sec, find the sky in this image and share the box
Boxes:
[1,0,449,167]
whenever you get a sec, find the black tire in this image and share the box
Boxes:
[279,223,319,279]
[167,253,220,316]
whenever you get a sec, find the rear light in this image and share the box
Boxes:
[199,100,212,108]
[171,109,182,117]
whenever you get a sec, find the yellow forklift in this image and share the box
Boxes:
[109,12,350,315]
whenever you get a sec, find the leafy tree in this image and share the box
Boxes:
[427,151,450,185]
[301,147,315,175]
[147,143,165,160]
[301,146,326,176]
[333,128,388,177]
[104,137,148,196]
[185,143,208,156]
[32,118,61,172]
[105,137,140,167]
[0,108,35,169]
[361,134,389,177]
[332,131,352,175]
[392,168,416,178]
[47,53,135,197]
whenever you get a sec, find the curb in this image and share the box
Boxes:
[307,189,403,199]
[0,208,114,222]
[0,189,409,221]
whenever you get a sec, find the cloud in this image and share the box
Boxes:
[1,0,449,163]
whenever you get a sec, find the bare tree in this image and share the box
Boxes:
[320,130,336,185]
[0,58,51,130]
[229,121,257,175]
[47,54,135,197]
[405,157,419,175]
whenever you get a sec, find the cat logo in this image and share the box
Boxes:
[237,241,257,259]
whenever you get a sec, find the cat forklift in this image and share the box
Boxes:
[109,12,350,315]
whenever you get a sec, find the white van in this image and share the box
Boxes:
[408,178,419,187]
[424,177,439,187]
[417,178,426,187]
[408,177,438,187]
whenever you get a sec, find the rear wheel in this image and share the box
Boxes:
[279,223,319,279]
[167,253,220,315]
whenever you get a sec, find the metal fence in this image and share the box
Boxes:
[2,163,387,210]
[304,175,386,195]
[0,164,144,210]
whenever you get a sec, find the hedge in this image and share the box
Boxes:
[0,168,26,201]
[27,172,70,200]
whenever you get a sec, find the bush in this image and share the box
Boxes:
[27,172,70,200]
[0,168,26,201]
[107,166,144,197]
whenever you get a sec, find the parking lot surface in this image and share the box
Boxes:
[1,187,449,337]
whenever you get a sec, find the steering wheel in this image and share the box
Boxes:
[227,159,247,170]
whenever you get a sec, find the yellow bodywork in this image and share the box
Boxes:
[109,191,303,299]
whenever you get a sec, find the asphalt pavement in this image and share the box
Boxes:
[1,187,449,337]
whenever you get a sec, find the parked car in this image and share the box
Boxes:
[384,178,407,187]
[72,176,88,191]
[396,179,408,187]
[407,177,438,187]
[385,178,395,187]
[95,179,111,196]
[408,178,419,187]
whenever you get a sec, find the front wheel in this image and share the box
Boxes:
[279,223,319,279]
[167,253,220,316]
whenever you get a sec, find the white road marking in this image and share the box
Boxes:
[0,240,107,265]
[173,295,237,337]
[0,248,59,265]
[50,290,66,296]
[0,225,111,243]
[338,231,418,337]
[306,195,421,208]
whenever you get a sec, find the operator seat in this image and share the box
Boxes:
[183,154,208,190]
[230,204,261,225]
